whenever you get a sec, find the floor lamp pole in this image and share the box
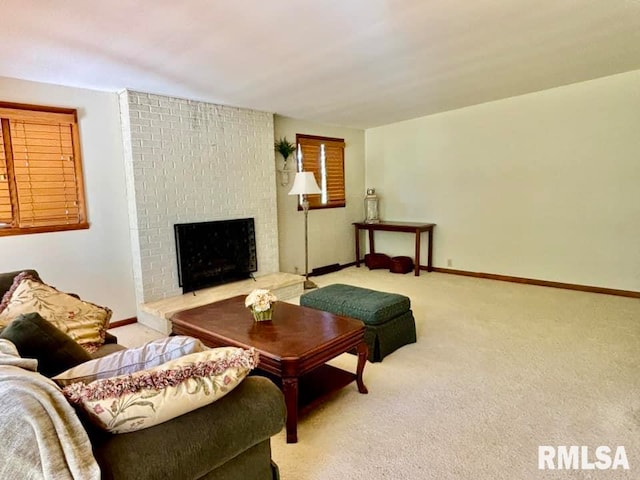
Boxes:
[302,196,317,290]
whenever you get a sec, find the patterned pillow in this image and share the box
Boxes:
[0,272,111,353]
[0,270,41,314]
[62,347,259,434]
[53,336,207,387]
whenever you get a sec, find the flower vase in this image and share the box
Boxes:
[252,306,274,322]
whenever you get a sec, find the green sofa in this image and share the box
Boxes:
[0,269,286,480]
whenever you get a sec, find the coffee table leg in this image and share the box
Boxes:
[282,377,299,443]
[356,342,369,394]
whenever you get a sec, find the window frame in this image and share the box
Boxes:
[0,102,89,237]
[295,133,346,211]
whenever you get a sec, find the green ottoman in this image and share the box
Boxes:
[300,284,417,362]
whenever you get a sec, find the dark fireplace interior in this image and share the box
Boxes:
[174,218,258,293]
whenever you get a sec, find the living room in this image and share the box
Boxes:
[0,2,639,479]
[3,66,639,323]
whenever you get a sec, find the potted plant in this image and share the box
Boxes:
[275,137,297,186]
[275,137,296,168]
[245,289,278,322]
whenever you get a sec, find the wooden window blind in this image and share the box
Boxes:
[296,134,346,209]
[0,103,88,236]
[0,128,11,225]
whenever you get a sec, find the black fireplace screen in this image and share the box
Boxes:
[174,218,258,293]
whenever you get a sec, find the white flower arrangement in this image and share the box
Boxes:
[245,289,277,313]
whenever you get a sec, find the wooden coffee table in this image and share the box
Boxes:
[170,295,369,443]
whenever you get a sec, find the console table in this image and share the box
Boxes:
[353,221,436,276]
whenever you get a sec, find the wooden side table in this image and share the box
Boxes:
[353,221,436,276]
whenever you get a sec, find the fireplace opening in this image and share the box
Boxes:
[174,218,258,293]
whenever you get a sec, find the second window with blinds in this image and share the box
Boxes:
[295,134,346,209]
[0,103,88,236]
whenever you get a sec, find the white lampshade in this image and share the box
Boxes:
[288,172,321,195]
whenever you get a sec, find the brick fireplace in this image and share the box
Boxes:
[119,90,280,329]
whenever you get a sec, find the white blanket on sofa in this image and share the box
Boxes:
[0,340,100,480]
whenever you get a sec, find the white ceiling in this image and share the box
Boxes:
[2,0,640,129]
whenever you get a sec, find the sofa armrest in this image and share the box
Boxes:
[89,375,285,480]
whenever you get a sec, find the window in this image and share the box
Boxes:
[295,134,346,209]
[0,103,88,236]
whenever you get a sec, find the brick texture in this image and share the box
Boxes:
[119,90,279,304]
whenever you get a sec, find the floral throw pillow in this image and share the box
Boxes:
[0,272,111,353]
[62,347,259,433]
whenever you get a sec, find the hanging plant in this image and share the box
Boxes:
[275,137,296,162]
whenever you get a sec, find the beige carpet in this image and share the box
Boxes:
[271,267,639,480]
[113,267,640,479]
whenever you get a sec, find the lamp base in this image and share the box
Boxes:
[303,279,318,290]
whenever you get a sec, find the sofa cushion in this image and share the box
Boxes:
[0,312,92,377]
[90,342,127,360]
[63,347,259,433]
[89,376,285,480]
[0,272,111,353]
[53,336,206,386]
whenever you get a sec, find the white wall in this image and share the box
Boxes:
[120,91,279,306]
[366,70,640,291]
[0,77,137,320]
[275,115,365,274]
